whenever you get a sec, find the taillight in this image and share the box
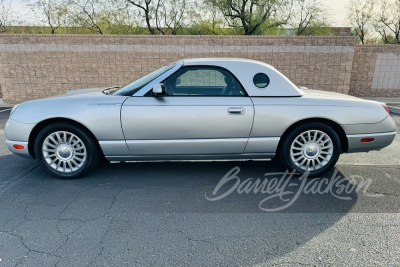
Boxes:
[13,145,24,150]
[361,138,374,143]
[381,103,390,115]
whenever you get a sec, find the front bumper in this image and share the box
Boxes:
[346,131,396,153]
[5,140,32,159]
[4,119,36,159]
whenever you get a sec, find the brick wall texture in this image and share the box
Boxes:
[0,34,398,103]
[349,45,400,98]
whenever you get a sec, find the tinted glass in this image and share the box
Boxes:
[162,67,246,96]
[253,73,270,88]
[113,63,176,96]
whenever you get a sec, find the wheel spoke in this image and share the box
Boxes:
[57,160,62,170]
[44,142,56,148]
[71,158,79,167]
[299,157,307,166]
[319,155,328,161]
[312,131,318,141]
[321,139,330,145]
[49,158,58,165]
[295,140,303,146]
[49,136,58,146]
[55,132,62,143]
[67,161,73,171]
[294,155,305,163]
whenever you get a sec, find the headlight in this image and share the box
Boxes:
[10,104,19,116]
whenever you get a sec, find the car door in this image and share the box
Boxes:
[121,66,254,156]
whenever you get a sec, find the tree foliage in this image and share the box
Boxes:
[374,0,400,44]
[204,0,293,35]
[0,0,14,33]
[290,0,331,36]
[346,0,374,44]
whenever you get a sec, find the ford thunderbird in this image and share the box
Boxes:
[5,58,397,178]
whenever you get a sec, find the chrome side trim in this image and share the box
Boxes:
[5,140,32,159]
[88,103,122,106]
[126,138,248,155]
[346,131,397,138]
[346,131,396,153]
[244,137,280,153]
[105,153,275,161]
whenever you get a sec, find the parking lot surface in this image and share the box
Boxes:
[0,110,399,266]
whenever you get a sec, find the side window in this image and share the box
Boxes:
[162,67,246,96]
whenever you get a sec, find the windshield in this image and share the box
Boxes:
[113,63,177,96]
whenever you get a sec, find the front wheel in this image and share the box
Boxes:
[279,122,341,177]
[34,122,99,179]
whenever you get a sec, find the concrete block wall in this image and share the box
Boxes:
[0,34,397,103]
[349,45,400,98]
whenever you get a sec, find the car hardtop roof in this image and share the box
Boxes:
[182,58,274,68]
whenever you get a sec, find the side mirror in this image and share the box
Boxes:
[153,83,165,95]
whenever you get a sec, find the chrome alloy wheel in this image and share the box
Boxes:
[290,130,333,171]
[42,131,87,173]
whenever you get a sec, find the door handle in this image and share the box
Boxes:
[228,107,246,115]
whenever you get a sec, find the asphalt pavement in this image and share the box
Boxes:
[0,109,399,266]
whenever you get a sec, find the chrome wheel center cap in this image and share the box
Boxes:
[57,145,73,160]
[304,144,320,159]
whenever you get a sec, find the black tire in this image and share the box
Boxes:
[279,122,341,177]
[34,122,100,179]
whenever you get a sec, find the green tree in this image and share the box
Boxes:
[204,0,292,35]
[0,0,14,33]
[155,0,188,35]
[70,0,104,34]
[125,0,156,34]
[346,0,374,44]
[27,0,70,34]
[374,0,400,44]
[290,0,331,36]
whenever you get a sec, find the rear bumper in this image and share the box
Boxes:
[5,140,33,159]
[346,131,396,153]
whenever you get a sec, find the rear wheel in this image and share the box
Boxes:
[279,122,341,177]
[34,122,99,179]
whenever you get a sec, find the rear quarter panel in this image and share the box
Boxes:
[250,96,390,137]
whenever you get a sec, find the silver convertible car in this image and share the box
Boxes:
[5,58,396,178]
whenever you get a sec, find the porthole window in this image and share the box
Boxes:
[253,73,270,88]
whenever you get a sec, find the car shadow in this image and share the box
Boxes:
[0,154,384,265]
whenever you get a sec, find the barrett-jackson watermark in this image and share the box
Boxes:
[205,167,383,212]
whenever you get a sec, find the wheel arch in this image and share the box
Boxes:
[28,118,103,159]
[275,118,348,157]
